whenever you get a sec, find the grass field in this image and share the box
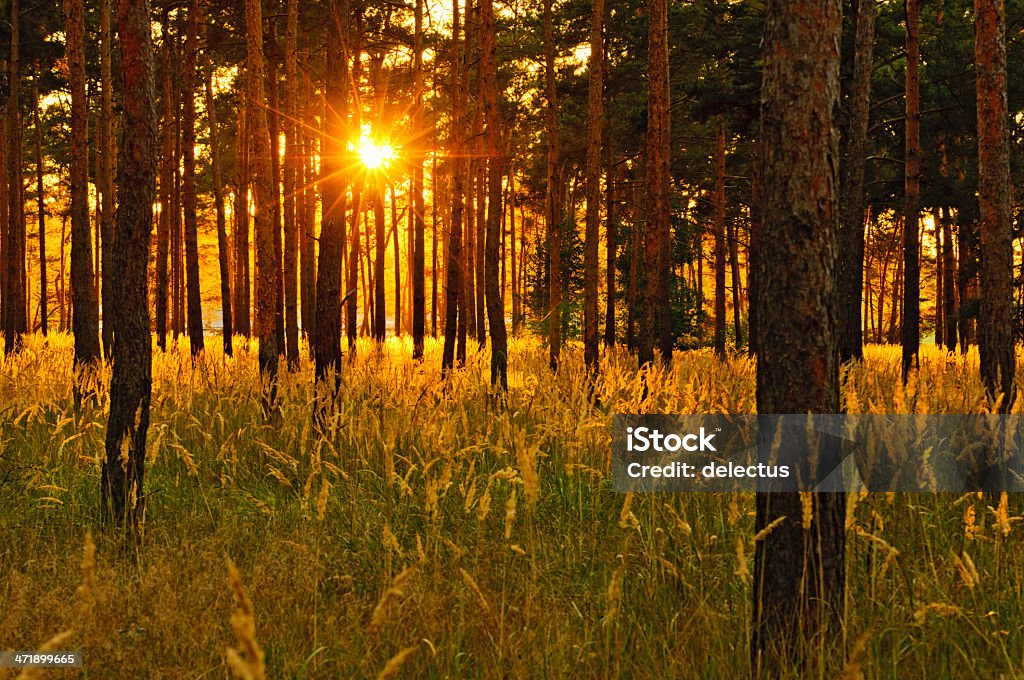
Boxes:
[1,334,1022,678]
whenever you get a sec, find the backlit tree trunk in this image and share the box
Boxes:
[901,0,921,381]
[245,0,279,406]
[412,0,427,359]
[713,118,727,356]
[975,0,1016,411]
[753,0,845,673]
[66,0,101,367]
[283,0,299,366]
[156,11,174,351]
[99,0,116,357]
[544,0,561,371]
[101,0,157,531]
[33,77,46,336]
[5,0,26,355]
[639,0,671,369]
[182,0,205,358]
[583,0,604,374]
[233,93,251,337]
[839,0,875,363]
[443,0,465,377]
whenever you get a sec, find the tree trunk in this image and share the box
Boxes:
[203,11,232,357]
[182,0,204,358]
[728,207,743,349]
[935,209,944,347]
[544,0,561,371]
[66,0,101,367]
[315,0,348,389]
[640,0,672,370]
[245,0,279,407]
[346,21,363,353]
[156,11,174,351]
[300,61,317,348]
[412,0,426,357]
[101,0,157,532]
[975,0,1016,411]
[443,0,465,377]
[583,0,604,374]
[282,0,299,366]
[753,0,845,673]
[838,0,875,363]
[604,150,617,348]
[5,0,26,355]
[942,205,957,350]
[901,0,921,381]
[713,118,727,356]
[481,0,506,390]
[233,94,251,337]
[99,0,116,357]
[33,76,46,335]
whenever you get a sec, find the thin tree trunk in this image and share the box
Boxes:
[901,0,921,381]
[245,0,279,408]
[975,0,1016,411]
[413,0,426,357]
[728,208,743,349]
[583,0,604,374]
[604,150,617,347]
[442,0,465,377]
[481,0,506,389]
[282,0,299,366]
[544,0,561,370]
[300,60,317,348]
[5,0,26,354]
[753,0,845,673]
[233,92,251,337]
[99,0,115,357]
[942,205,957,350]
[101,0,157,532]
[203,11,232,357]
[182,0,204,357]
[156,11,174,351]
[66,0,100,366]
[838,0,875,363]
[713,118,727,356]
[640,0,672,371]
[33,76,46,335]
[935,208,944,347]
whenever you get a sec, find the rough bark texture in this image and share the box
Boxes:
[639,0,672,369]
[412,0,427,359]
[901,0,921,381]
[99,0,116,357]
[300,62,317,346]
[583,0,604,374]
[316,0,348,387]
[66,0,101,367]
[839,0,874,362]
[442,0,465,377]
[713,119,727,356]
[753,0,845,673]
[975,0,1016,411]
[156,12,174,351]
[544,0,561,371]
[283,0,299,366]
[182,0,205,357]
[203,13,232,357]
[245,0,279,405]
[5,0,26,355]
[101,0,156,531]
[481,0,507,390]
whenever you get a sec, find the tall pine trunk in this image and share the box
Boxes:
[156,11,174,351]
[713,119,727,356]
[412,0,427,359]
[901,0,921,381]
[245,0,279,407]
[99,0,115,357]
[753,0,845,672]
[101,0,157,531]
[838,0,875,363]
[66,0,101,367]
[283,0,300,366]
[33,76,47,335]
[5,0,26,354]
[543,0,561,370]
[583,0,604,374]
[182,0,205,357]
[443,0,465,377]
[975,0,1016,411]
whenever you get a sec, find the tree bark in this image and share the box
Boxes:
[315,0,348,389]
[839,0,875,363]
[639,0,672,369]
[901,0,921,381]
[156,11,174,351]
[203,11,232,357]
[99,0,116,357]
[412,0,427,358]
[942,205,957,350]
[33,76,47,335]
[283,0,299,366]
[975,0,1016,411]
[5,0,26,355]
[604,149,617,347]
[544,0,561,371]
[713,118,727,356]
[443,0,465,377]
[753,0,845,673]
[583,0,605,374]
[481,0,506,390]
[245,0,279,407]
[182,0,204,358]
[101,0,157,532]
[66,0,101,367]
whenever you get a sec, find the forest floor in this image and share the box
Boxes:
[1,334,1022,678]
